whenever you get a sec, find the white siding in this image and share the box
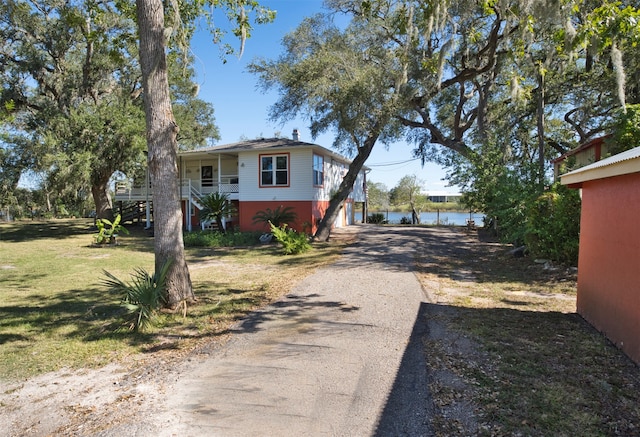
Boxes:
[321,157,344,201]
[238,149,315,201]
[352,171,366,202]
[323,158,367,203]
[180,147,366,203]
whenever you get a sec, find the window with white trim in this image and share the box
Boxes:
[260,154,289,186]
[313,154,324,186]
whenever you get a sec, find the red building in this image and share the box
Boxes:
[562,146,640,363]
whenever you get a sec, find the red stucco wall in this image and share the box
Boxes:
[577,172,640,363]
[238,201,315,233]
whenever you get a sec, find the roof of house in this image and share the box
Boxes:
[180,137,365,168]
[551,135,611,164]
[561,146,640,187]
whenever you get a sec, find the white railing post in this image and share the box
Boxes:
[187,179,192,232]
[217,154,222,194]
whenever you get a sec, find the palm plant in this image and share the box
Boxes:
[200,192,236,233]
[252,205,298,228]
[101,261,172,332]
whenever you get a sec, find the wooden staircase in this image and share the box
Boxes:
[118,201,152,225]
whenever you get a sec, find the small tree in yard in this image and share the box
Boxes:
[269,222,311,255]
[200,193,235,233]
[390,175,425,225]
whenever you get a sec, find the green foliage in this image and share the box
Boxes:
[200,192,236,233]
[366,181,390,211]
[609,104,640,156]
[525,184,581,265]
[183,230,261,247]
[94,214,129,244]
[367,212,387,224]
[269,221,311,255]
[252,205,298,228]
[101,260,172,332]
[390,175,424,206]
[454,143,543,246]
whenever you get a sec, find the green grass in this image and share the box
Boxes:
[416,228,640,436]
[0,219,345,380]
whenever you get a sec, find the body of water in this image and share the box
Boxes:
[363,211,485,227]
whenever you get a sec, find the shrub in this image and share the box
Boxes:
[183,230,262,247]
[400,216,411,224]
[270,221,311,255]
[101,261,171,332]
[200,192,236,233]
[524,183,581,265]
[367,212,387,224]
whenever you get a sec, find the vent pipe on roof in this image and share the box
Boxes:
[292,129,300,141]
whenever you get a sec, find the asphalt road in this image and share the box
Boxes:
[135,226,434,436]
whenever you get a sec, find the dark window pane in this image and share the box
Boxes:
[262,172,273,185]
[275,170,288,185]
[262,157,273,171]
[276,156,287,169]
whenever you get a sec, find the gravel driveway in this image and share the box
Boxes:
[122,225,435,436]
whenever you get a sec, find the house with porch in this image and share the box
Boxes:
[114,131,368,234]
[561,146,640,364]
[552,135,613,181]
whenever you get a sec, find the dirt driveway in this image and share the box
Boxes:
[3,225,483,436]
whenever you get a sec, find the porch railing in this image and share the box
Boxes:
[114,176,239,200]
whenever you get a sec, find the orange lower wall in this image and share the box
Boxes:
[238,201,317,233]
[185,199,350,234]
[577,172,640,363]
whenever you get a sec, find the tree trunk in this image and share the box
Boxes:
[216,216,225,233]
[136,0,194,307]
[536,71,546,188]
[91,177,114,221]
[314,133,380,242]
[411,206,420,225]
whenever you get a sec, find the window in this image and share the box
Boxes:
[313,154,324,186]
[201,165,213,187]
[260,154,289,186]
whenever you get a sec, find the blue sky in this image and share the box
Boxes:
[189,0,459,194]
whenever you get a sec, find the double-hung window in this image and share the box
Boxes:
[313,154,324,186]
[260,154,289,187]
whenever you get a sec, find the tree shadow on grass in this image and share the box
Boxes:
[0,219,95,242]
[371,300,640,436]
[408,225,577,289]
[417,302,640,436]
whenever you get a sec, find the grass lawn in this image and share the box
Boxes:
[0,219,345,380]
[416,228,640,436]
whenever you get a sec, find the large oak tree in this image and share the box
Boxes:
[252,0,638,241]
[0,0,219,220]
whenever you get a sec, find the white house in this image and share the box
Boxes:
[114,131,368,233]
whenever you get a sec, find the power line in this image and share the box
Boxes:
[366,158,420,167]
